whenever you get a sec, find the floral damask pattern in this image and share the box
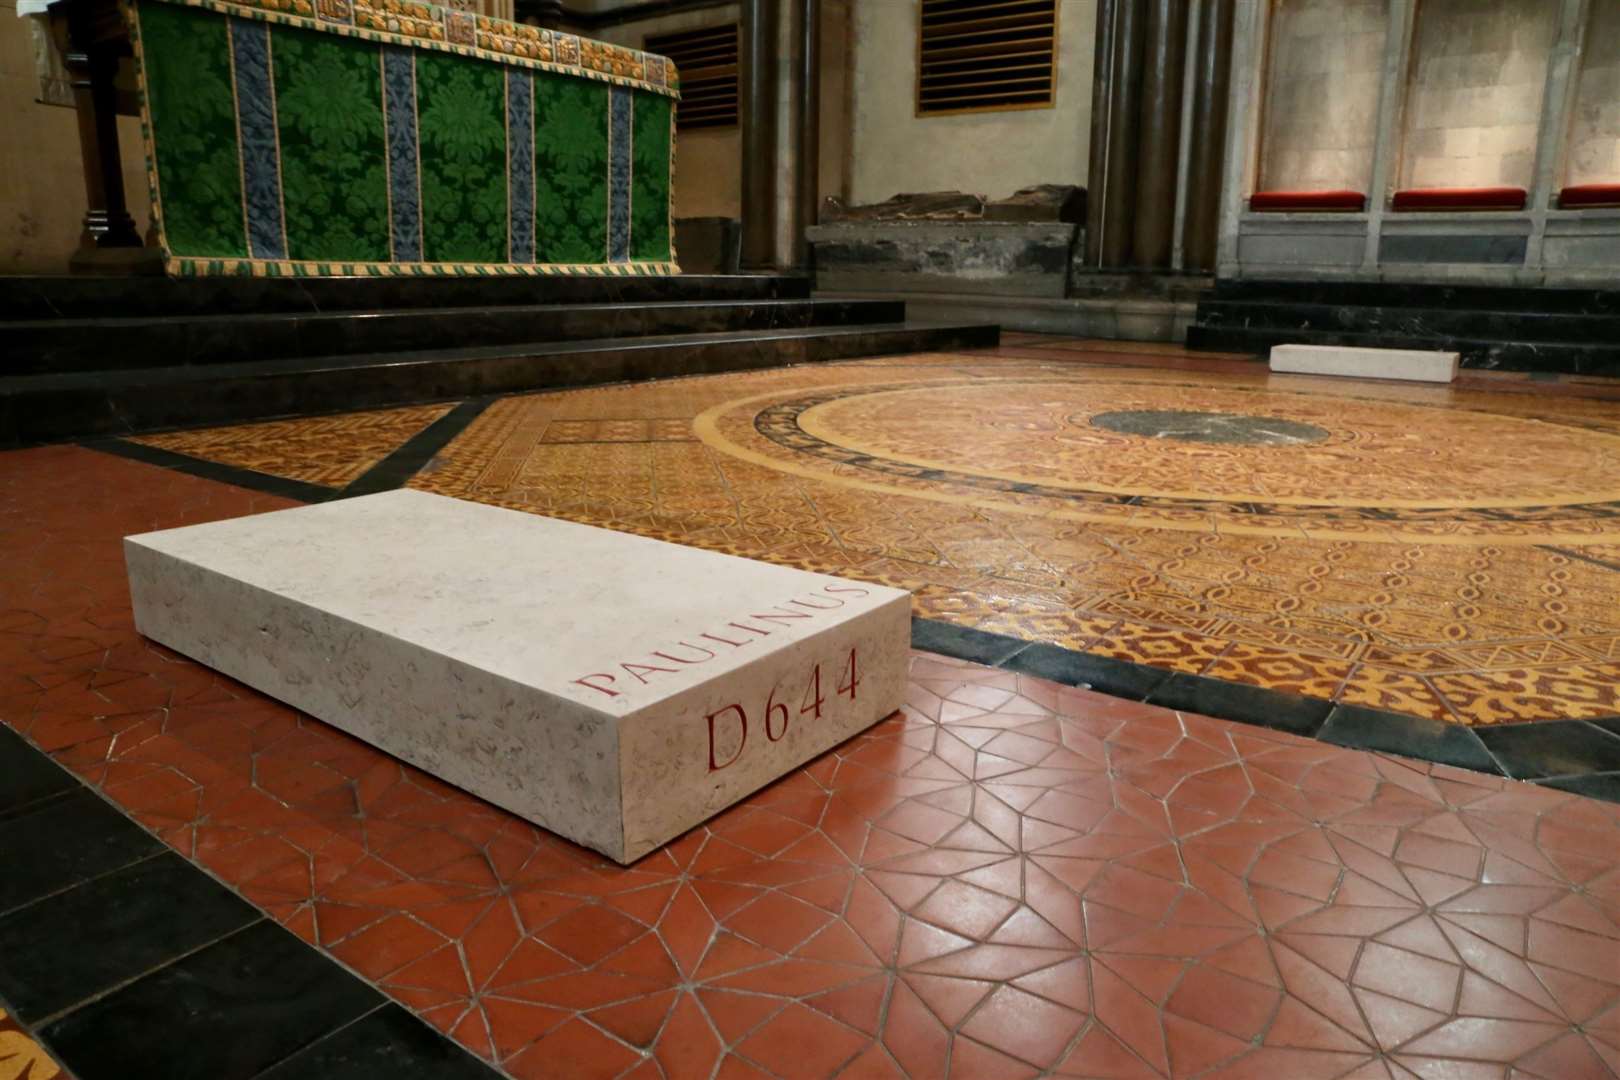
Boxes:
[133,0,673,274]
[534,71,609,265]
[137,2,246,257]
[631,91,672,262]
[415,51,509,263]
[271,25,392,261]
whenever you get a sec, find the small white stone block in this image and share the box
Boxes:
[125,490,910,863]
[1269,343,1459,383]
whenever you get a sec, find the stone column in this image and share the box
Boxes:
[793,0,821,268]
[1214,0,1262,275]
[1084,0,1118,268]
[743,0,815,270]
[1100,0,1148,267]
[740,0,779,268]
[1181,0,1232,271]
[1131,0,1190,269]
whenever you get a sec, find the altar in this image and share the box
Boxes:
[48,0,679,277]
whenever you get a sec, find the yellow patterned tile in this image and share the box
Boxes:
[1204,645,1354,698]
[1430,665,1620,725]
[0,1009,60,1079]
[1339,666,1455,722]
[1088,621,1231,675]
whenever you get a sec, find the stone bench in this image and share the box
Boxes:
[125,490,910,863]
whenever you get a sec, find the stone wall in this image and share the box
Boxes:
[593,3,744,219]
[847,0,1094,205]
[1566,0,1620,187]
[594,0,850,222]
[1257,0,1387,193]
[1398,0,1557,191]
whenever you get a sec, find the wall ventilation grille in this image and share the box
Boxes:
[917,0,1058,116]
[646,23,739,130]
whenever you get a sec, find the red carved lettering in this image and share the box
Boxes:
[823,583,870,597]
[801,663,824,720]
[707,704,747,771]
[700,621,770,648]
[750,607,812,624]
[699,630,750,648]
[839,647,860,700]
[573,673,620,698]
[652,641,717,664]
[621,661,679,684]
[788,595,843,610]
[765,686,789,741]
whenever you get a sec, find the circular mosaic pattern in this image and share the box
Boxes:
[695,374,1620,544]
[1088,409,1331,446]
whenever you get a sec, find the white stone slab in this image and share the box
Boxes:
[125,490,910,863]
[1269,343,1459,383]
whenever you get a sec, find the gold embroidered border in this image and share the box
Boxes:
[138,0,680,97]
[166,256,681,277]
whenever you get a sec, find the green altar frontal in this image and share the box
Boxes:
[126,0,678,277]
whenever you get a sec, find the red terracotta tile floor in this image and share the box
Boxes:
[3,444,1620,1079]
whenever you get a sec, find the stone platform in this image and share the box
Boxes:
[125,491,910,863]
[1270,342,1459,383]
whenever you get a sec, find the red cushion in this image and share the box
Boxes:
[1250,189,1367,212]
[1391,186,1527,211]
[1558,183,1620,209]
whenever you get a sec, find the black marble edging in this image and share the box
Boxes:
[911,616,1620,804]
[80,396,495,506]
[0,725,500,1080]
[84,436,339,503]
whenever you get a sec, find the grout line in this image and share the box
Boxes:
[28,918,268,1031]
[0,784,77,825]
[241,1001,390,1080]
[0,845,168,923]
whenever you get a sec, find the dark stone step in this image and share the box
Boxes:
[1185,323,1620,376]
[1195,299,1620,346]
[1211,278,1620,315]
[1066,271,1214,302]
[0,273,812,321]
[0,322,999,447]
[3,299,904,375]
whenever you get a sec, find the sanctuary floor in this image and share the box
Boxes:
[2,337,1619,1079]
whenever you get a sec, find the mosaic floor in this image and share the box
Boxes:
[3,444,1620,1079]
[130,338,1620,728]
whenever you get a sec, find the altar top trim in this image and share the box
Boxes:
[140,0,681,99]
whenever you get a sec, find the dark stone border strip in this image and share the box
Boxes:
[911,615,1620,804]
[83,437,337,503]
[0,716,500,1080]
[80,395,494,506]
[339,396,496,497]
